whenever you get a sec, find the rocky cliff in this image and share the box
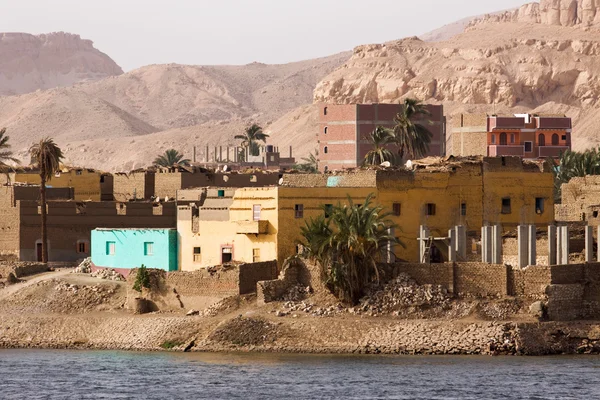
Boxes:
[470,0,600,28]
[0,32,123,95]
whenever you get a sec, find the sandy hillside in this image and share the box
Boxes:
[0,32,122,96]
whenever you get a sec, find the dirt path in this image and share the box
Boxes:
[0,269,72,301]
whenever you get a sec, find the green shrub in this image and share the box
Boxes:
[160,340,183,349]
[133,264,151,292]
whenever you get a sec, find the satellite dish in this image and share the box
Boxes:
[278,178,284,185]
[164,196,169,202]
[155,197,160,203]
[380,161,391,168]
[223,165,229,172]
[405,160,413,169]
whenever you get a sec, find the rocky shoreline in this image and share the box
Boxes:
[2,313,600,356]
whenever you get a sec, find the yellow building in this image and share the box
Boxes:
[176,156,555,270]
[4,167,112,201]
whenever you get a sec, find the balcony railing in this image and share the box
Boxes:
[539,146,570,158]
[488,145,524,157]
[235,220,269,234]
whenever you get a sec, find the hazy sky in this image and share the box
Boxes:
[2,0,531,71]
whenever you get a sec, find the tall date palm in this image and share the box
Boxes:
[393,98,433,160]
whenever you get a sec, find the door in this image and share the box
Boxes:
[221,246,233,264]
[36,242,43,261]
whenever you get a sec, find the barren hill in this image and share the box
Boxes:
[0,32,122,96]
[313,20,600,152]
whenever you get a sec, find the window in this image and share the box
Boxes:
[76,170,82,176]
[269,155,275,162]
[106,241,116,256]
[222,246,233,263]
[144,242,154,256]
[324,107,328,116]
[55,172,61,178]
[324,146,328,154]
[100,175,105,183]
[510,133,515,144]
[392,203,401,216]
[461,203,467,216]
[538,134,545,146]
[524,142,533,152]
[501,198,511,214]
[535,198,545,214]
[77,241,87,253]
[218,190,225,198]
[594,211,599,219]
[552,134,559,146]
[295,204,304,218]
[193,247,201,263]
[253,204,261,221]
[324,127,328,134]
[562,135,567,141]
[491,134,496,145]
[253,248,260,263]
[426,203,436,216]
[324,204,333,218]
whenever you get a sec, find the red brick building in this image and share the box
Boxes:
[487,114,571,158]
[317,103,446,171]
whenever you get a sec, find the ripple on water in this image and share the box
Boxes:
[0,350,600,399]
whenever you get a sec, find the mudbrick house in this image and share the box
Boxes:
[450,113,572,158]
[0,184,175,262]
[317,103,446,172]
[176,156,555,270]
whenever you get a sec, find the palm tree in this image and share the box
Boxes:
[393,98,433,160]
[363,126,396,166]
[299,194,399,304]
[29,138,64,263]
[153,149,190,167]
[294,150,319,173]
[234,124,269,157]
[0,128,20,179]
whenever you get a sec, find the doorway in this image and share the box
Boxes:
[36,242,43,261]
[221,246,233,264]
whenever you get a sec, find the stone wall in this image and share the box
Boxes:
[454,263,509,297]
[257,258,325,304]
[0,262,47,278]
[238,261,278,295]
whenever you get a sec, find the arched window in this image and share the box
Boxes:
[552,134,559,146]
[324,127,328,134]
[538,134,545,146]
[323,107,328,116]
[324,146,328,154]
[500,132,507,145]
[510,133,515,144]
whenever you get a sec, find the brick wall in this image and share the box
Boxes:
[238,261,278,295]
[454,263,509,297]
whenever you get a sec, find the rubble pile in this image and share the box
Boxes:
[91,268,125,282]
[358,273,452,317]
[280,285,312,302]
[275,301,344,317]
[72,258,92,274]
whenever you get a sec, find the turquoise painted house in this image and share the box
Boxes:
[91,228,178,272]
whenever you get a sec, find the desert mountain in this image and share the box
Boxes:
[314,18,600,152]
[0,51,350,170]
[0,32,122,96]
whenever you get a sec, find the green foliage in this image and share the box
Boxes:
[363,126,397,166]
[551,148,600,201]
[29,138,64,182]
[133,264,151,293]
[234,124,269,157]
[0,127,20,168]
[393,98,433,160]
[294,150,319,173]
[154,149,190,167]
[160,340,183,349]
[298,194,400,304]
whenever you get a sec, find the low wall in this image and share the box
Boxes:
[166,260,278,297]
[257,258,325,305]
[0,262,48,278]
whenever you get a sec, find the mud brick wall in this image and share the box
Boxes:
[257,265,299,305]
[551,264,585,284]
[509,265,552,298]
[0,188,20,256]
[454,263,509,297]
[546,284,585,321]
[0,262,47,278]
[238,261,277,295]
[392,263,454,292]
[167,268,239,297]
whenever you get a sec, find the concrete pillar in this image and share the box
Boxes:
[518,225,529,268]
[206,145,209,162]
[227,146,230,162]
[558,225,569,265]
[481,226,492,263]
[492,224,502,264]
[548,225,557,266]
[456,225,466,260]
[419,225,430,264]
[448,229,457,262]
[528,225,537,267]
[214,146,218,162]
[585,225,594,263]
[290,146,293,158]
[219,146,222,162]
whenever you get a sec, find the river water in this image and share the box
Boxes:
[1,350,599,399]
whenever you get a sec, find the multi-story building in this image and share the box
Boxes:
[451,113,572,158]
[317,103,446,172]
[176,157,554,270]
